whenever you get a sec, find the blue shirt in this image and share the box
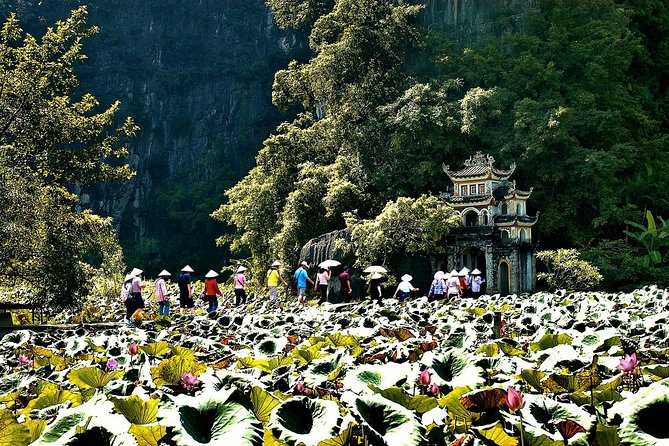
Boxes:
[294,268,308,288]
[178,273,191,293]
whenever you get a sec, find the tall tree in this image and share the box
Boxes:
[0,7,136,310]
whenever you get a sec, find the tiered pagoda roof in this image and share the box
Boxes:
[442,152,516,182]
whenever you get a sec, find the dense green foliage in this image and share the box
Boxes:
[348,195,461,266]
[0,7,135,310]
[537,249,604,291]
[215,0,669,288]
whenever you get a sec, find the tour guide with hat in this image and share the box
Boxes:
[267,261,288,301]
[178,265,195,316]
[129,268,145,323]
[204,270,223,313]
[294,261,314,308]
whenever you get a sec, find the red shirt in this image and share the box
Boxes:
[339,271,352,293]
[205,279,222,296]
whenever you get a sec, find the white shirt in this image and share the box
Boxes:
[397,281,413,293]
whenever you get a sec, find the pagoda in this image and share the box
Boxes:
[440,152,538,295]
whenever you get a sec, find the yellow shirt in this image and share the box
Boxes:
[267,269,280,287]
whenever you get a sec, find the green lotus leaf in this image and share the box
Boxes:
[167,389,263,445]
[521,431,562,446]
[570,389,623,406]
[522,396,591,435]
[317,422,354,446]
[617,383,669,445]
[150,356,206,387]
[111,395,159,425]
[530,334,573,352]
[255,338,287,357]
[591,424,620,446]
[0,409,30,446]
[268,396,342,446]
[498,342,526,356]
[40,412,85,443]
[171,346,196,360]
[477,343,500,357]
[437,386,479,422]
[25,383,82,411]
[429,350,485,389]
[65,426,116,445]
[375,387,438,414]
[325,333,359,348]
[292,346,327,363]
[303,352,347,386]
[250,386,280,425]
[140,342,171,357]
[521,369,545,392]
[475,421,517,446]
[68,367,124,389]
[342,363,411,394]
[85,339,106,353]
[0,372,32,396]
[129,424,167,446]
[343,392,426,446]
[644,364,669,379]
[26,418,47,444]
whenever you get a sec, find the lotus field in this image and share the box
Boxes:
[2,287,669,445]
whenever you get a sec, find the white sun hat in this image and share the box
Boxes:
[471,268,482,275]
[158,270,171,277]
[401,274,413,282]
[371,273,383,279]
[434,271,445,280]
[236,266,248,273]
[459,267,470,276]
[450,269,459,276]
[271,260,282,267]
[181,265,194,273]
[205,270,219,279]
[130,268,143,276]
[124,274,134,283]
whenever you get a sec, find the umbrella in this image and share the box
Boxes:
[363,265,388,273]
[319,260,341,268]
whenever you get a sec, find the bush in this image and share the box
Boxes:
[537,249,603,291]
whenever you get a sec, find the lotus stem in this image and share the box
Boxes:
[519,411,525,446]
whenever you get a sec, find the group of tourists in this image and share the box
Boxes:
[119,260,485,326]
[120,264,250,327]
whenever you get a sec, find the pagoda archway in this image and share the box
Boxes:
[499,260,510,296]
[460,246,486,276]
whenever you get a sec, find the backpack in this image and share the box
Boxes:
[120,282,131,302]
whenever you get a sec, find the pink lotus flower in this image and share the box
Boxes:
[616,353,640,375]
[419,369,431,386]
[105,358,119,372]
[506,386,525,412]
[428,382,440,395]
[181,372,200,391]
[17,354,32,366]
[129,342,139,356]
[296,381,305,393]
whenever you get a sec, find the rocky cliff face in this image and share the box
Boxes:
[2,0,537,274]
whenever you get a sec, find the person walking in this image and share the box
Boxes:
[129,268,145,324]
[446,269,461,302]
[315,267,331,303]
[470,268,485,298]
[367,273,385,303]
[458,267,470,298]
[204,270,223,313]
[339,265,353,303]
[294,261,314,308]
[154,270,171,317]
[178,265,195,316]
[120,273,135,327]
[393,274,418,302]
[233,266,249,306]
[427,271,446,302]
[266,261,288,302]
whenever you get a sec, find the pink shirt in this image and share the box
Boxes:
[234,273,246,289]
[316,271,330,285]
[154,278,168,302]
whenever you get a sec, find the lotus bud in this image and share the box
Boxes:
[296,381,305,393]
[419,369,431,386]
[181,371,201,391]
[105,358,119,372]
[304,387,312,396]
[428,382,440,396]
[506,386,524,412]
[17,354,32,366]
[616,353,640,375]
[129,342,139,356]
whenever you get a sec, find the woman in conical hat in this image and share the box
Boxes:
[233,266,249,306]
[155,270,171,317]
[204,270,222,313]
